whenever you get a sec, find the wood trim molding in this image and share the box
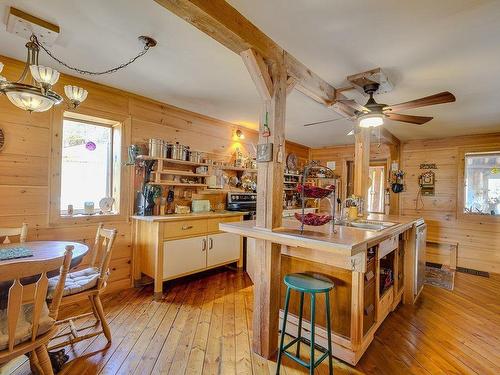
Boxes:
[457,144,500,223]
[48,107,131,226]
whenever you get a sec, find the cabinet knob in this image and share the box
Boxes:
[181,225,193,230]
[209,238,213,250]
[202,238,207,251]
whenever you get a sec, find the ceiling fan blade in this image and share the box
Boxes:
[303,118,345,127]
[337,99,369,113]
[386,113,433,125]
[384,91,455,112]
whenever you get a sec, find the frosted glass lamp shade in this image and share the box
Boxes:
[359,114,384,128]
[6,91,55,112]
[0,62,4,73]
[30,65,60,86]
[64,85,88,106]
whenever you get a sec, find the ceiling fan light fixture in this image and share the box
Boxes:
[358,113,384,128]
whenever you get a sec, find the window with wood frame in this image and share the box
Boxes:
[60,116,122,216]
[463,151,500,216]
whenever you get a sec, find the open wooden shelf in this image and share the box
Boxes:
[137,155,209,167]
[284,173,302,177]
[221,166,257,173]
[147,182,208,187]
[156,170,209,177]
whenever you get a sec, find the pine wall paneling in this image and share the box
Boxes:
[0,55,309,294]
[401,134,500,273]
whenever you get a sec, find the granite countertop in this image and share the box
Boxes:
[131,210,245,222]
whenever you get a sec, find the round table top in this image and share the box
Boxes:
[0,240,89,265]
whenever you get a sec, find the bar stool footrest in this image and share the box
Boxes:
[280,334,331,370]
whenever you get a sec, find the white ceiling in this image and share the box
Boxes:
[1,1,500,147]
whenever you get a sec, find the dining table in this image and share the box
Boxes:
[0,241,89,305]
[0,241,90,370]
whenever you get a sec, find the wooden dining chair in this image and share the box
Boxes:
[0,223,28,244]
[0,246,73,375]
[48,224,117,350]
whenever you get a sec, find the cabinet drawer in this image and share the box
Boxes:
[378,286,394,320]
[207,216,241,233]
[379,236,399,259]
[163,219,207,239]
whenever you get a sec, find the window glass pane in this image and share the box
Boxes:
[60,119,112,213]
[464,152,500,216]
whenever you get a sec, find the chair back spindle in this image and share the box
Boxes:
[0,223,28,244]
[0,245,72,358]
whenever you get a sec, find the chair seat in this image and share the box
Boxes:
[48,267,100,298]
[284,273,334,293]
[0,303,54,351]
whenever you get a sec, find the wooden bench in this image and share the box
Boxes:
[426,237,458,270]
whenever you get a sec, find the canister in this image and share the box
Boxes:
[148,138,163,157]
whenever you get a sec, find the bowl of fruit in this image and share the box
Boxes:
[297,184,335,199]
[294,212,332,226]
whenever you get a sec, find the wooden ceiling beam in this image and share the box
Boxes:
[378,127,400,146]
[154,0,353,117]
[240,48,273,101]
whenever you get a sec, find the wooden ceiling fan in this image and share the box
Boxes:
[303,83,455,129]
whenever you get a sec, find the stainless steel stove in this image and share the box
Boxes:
[226,192,256,220]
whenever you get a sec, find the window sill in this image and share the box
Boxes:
[50,212,127,226]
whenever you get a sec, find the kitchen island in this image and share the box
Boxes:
[220,214,424,365]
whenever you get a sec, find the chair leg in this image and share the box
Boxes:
[295,291,305,358]
[325,292,334,375]
[29,350,43,375]
[34,345,54,375]
[92,294,111,343]
[88,294,100,326]
[310,293,316,375]
[276,286,291,375]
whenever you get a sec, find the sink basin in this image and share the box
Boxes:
[336,219,398,231]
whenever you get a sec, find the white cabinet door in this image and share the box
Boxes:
[163,236,207,279]
[207,232,241,267]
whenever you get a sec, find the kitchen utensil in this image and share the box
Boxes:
[148,138,163,157]
[99,197,115,213]
[192,199,211,213]
[175,205,191,214]
[171,142,184,160]
[84,201,94,215]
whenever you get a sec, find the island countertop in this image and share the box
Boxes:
[220,214,423,257]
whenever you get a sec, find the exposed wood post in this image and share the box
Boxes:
[354,128,371,207]
[250,55,286,358]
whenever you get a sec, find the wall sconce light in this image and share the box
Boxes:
[235,129,245,140]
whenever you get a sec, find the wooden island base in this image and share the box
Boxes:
[223,215,421,365]
[279,240,405,365]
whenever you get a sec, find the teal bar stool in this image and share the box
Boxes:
[276,272,334,375]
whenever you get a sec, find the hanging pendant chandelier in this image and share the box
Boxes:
[0,34,156,113]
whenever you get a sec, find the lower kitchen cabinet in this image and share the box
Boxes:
[163,236,207,279]
[163,232,241,279]
[207,232,241,267]
[132,213,244,300]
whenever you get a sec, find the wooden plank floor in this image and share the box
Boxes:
[11,268,500,374]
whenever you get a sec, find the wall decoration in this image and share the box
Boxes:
[419,170,436,196]
[390,170,405,193]
[419,163,437,169]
